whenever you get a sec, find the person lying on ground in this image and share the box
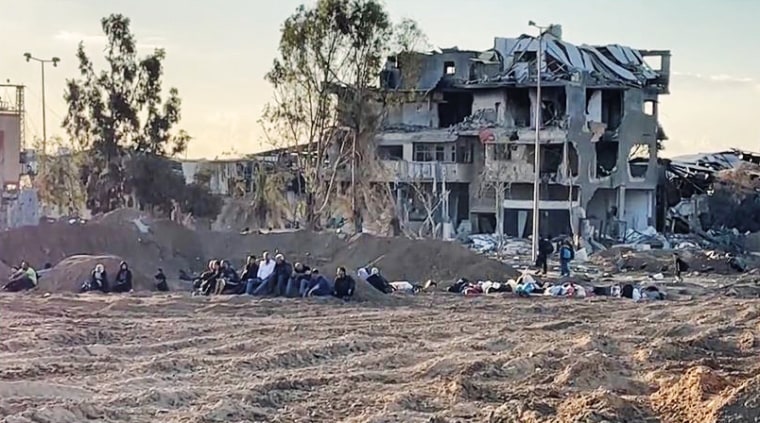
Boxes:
[111,261,133,293]
[333,266,355,300]
[286,262,311,297]
[154,268,169,292]
[366,267,393,293]
[81,264,109,293]
[301,268,332,297]
[3,261,37,292]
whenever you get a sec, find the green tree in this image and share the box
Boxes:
[62,14,188,214]
[262,0,396,229]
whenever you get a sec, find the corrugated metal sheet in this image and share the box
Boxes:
[492,35,658,86]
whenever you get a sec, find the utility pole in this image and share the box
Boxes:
[528,21,547,262]
[23,53,59,166]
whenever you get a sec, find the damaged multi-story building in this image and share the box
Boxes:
[375,25,670,239]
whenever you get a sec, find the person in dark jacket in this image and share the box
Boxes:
[197,260,222,296]
[272,254,293,297]
[333,266,355,300]
[286,262,311,297]
[536,237,553,275]
[673,253,689,282]
[81,263,109,293]
[302,268,332,297]
[240,255,259,283]
[111,261,133,293]
[215,259,243,295]
[154,268,169,292]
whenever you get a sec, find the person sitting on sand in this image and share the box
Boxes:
[214,260,243,295]
[333,266,355,300]
[81,264,109,293]
[301,268,332,297]
[287,262,311,298]
[3,261,37,292]
[240,255,259,284]
[111,261,133,293]
[154,268,169,292]
[249,252,276,295]
[272,254,293,297]
[197,260,221,296]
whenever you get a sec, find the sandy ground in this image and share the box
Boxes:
[2,276,760,423]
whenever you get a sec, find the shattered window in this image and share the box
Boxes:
[435,145,445,161]
[493,144,512,161]
[457,143,473,164]
[444,61,456,75]
[414,144,434,162]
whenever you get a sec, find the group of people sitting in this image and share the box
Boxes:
[192,252,358,300]
[79,261,170,293]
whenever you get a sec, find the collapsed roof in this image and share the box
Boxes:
[384,28,670,93]
[665,149,760,197]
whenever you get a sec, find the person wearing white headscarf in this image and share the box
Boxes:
[81,263,109,293]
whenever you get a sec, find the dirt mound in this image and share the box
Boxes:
[711,375,760,422]
[552,351,645,395]
[41,255,154,293]
[0,210,512,292]
[651,366,730,423]
[556,389,655,422]
[332,233,515,282]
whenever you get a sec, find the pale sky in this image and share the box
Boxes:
[2,0,759,159]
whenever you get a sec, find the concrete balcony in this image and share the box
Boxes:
[378,160,474,183]
[483,160,573,185]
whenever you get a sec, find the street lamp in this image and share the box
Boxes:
[24,53,59,160]
[528,21,548,262]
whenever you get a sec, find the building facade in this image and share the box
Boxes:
[375,26,670,239]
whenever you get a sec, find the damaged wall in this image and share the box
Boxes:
[471,90,507,125]
[385,101,439,128]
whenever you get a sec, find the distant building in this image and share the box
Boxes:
[365,26,670,238]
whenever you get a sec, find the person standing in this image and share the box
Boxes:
[558,240,574,277]
[536,237,553,275]
[673,253,689,282]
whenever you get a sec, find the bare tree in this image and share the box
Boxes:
[33,136,87,217]
[477,142,516,247]
[262,0,429,232]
